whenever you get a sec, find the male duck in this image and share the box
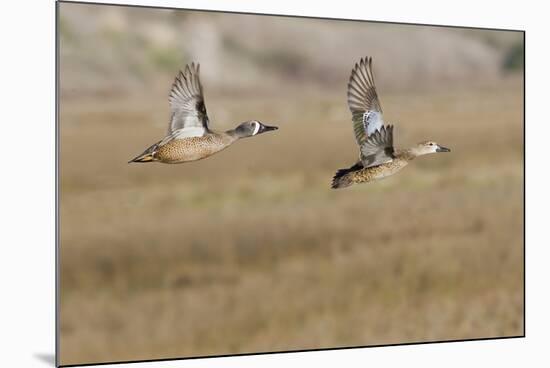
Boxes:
[331,57,450,189]
[129,63,278,164]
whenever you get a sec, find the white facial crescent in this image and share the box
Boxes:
[252,121,260,135]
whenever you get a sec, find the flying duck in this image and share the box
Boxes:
[129,63,278,164]
[331,57,450,189]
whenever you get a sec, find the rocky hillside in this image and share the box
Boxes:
[59,3,523,98]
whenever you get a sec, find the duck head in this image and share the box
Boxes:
[234,120,278,138]
[412,141,451,156]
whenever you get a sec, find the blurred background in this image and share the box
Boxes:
[58,2,524,365]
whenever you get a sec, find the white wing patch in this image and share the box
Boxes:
[363,111,383,137]
[173,127,206,139]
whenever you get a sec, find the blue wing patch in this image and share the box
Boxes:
[363,111,384,137]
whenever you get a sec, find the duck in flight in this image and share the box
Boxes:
[129,63,278,164]
[331,57,450,189]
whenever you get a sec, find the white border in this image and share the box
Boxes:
[1,0,548,367]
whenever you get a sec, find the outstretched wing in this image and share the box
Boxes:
[168,63,210,135]
[360,125,395,168]
[347,56,384,146]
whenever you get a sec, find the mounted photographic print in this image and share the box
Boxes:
[56,1,524,366]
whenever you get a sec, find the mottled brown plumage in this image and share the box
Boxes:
[154,134,236,164]
[332,57,450,189]
[332,150,418,188]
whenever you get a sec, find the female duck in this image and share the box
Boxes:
[129,63,277,164]
[331,57,450,189]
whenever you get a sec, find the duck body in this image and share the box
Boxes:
[129,63,277,164]
[132,131,237,164]
[155,133,235,163]
[333,156,410,188]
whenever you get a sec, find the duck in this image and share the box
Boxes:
[129,63,278,164]
[331,57,450,189]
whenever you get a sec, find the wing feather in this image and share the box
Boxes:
[168,63,210,134]
[347,56,384,146]
[360,125,395,168]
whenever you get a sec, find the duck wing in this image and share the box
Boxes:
[360,125,395,168]
[347,56,384,147]
[167,62,210,137]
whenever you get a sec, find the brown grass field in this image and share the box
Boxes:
[59,78,523,365]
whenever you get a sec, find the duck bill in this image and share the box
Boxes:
[259,124,278,133]
[436,145,451,152]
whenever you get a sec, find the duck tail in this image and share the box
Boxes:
[331,170,353,189]
[128,153,154,163]
[129,144,158,164]
[331,162,363,189]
